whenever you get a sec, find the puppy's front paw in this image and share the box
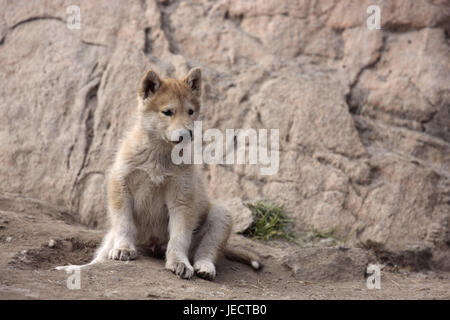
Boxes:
[108,247,137,261]
[194,260,216,281]
[166,260,194,279]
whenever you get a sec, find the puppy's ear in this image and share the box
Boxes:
[138,69,161,99]
[184,67,202,97]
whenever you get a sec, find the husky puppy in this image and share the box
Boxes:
[57,68,260,280]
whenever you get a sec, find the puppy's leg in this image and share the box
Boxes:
[192,204,231,280]
[165,205,196,279]
[108,177,137,261]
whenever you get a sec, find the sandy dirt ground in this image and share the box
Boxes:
[0,209,449,300]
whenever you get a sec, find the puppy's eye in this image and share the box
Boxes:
[188,109,194,115]
[162,110,173,116]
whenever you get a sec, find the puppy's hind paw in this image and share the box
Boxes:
[108,248,137,261]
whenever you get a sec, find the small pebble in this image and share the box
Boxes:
[48,239,56,248]
[6,236,12,242]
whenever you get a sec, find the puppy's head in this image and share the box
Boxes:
[137,67,202,145]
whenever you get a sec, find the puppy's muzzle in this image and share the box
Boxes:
[170,129,193,144]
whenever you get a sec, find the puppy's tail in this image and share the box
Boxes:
[55,231,113,272]
[223,246,262,270]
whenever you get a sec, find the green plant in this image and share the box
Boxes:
[243,201,295,241]
[310,228,336,240]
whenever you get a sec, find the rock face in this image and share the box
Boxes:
[0,1,449,268]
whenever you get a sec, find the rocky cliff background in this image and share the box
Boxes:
[1,0,449,270]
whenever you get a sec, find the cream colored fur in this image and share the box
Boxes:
[56,68,260,280]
